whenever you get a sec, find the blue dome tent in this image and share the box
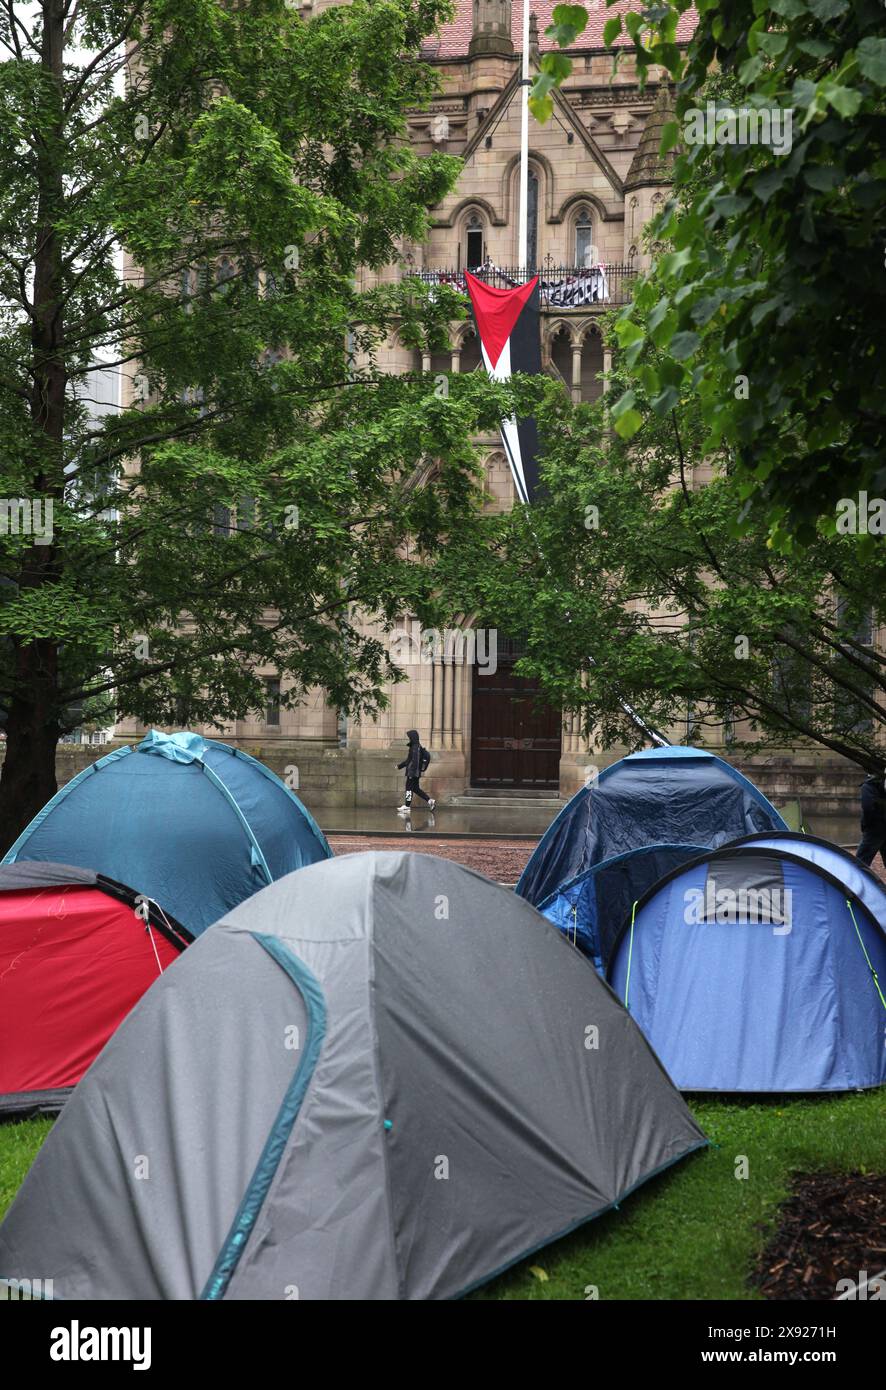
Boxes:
[517,746,787,914]
[726,831,886,928]
[2,731,331,937]
[607,841,886,1092]
[538,843,709,971]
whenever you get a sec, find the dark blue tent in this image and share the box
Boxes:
[607,841,886,1092]
[517,746,787,909]
[539,843,708,971]
[2,730,331,937]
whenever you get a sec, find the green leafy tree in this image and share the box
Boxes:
[532,1,886,542]
[444,323,886,773]
[0,0,510,850]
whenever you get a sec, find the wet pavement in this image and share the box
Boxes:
[319,804,883,889]
[327,834,538,886]
[316,803,559,837]
[317,803,862,843]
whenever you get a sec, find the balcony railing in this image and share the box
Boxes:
[405,262,638,308]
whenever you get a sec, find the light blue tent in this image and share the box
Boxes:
[518,746,788,913]
[607,841,886,1092]
[2,731,331,936]
[727,831,886,927]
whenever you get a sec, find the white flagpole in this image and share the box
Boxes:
[517,0,530,273]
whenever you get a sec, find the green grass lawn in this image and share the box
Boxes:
[2,1091,884,1300]
[0,1117,54,1223]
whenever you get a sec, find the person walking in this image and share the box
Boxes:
[397,729,435,813]
[856,770,886,868]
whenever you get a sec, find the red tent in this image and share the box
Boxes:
[0,862,191,1118]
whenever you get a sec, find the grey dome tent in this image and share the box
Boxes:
[0,852,705,1301]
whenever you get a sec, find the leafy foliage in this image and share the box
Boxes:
[532,0,886,542]
[444,324,886,772]
[0,0,506,841]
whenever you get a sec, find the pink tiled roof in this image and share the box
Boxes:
[428,2,696,58]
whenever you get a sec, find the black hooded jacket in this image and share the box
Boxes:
[861,774,886,830]
[397,730,427,780]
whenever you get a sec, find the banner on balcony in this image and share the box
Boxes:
[465,271,542,505]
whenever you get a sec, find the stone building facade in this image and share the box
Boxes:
[118,0,688,809]
[111,2,866,831]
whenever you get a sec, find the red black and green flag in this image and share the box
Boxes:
[465,272,542,504]
[464,269,670,748]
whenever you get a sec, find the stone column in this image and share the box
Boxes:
[453,654,466,753]
[441,655,451,750]
[571,342,583,404]
[431,648,445,748]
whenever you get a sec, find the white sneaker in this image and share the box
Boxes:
[428,799,436,810]
[397,804,409,813]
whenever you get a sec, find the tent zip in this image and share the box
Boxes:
[623,900,638,1008]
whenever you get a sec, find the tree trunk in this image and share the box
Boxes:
[0,0,68,855]
[0,642,60,853]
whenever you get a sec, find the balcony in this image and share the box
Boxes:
[405,262,639,309]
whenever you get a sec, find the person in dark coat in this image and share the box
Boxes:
[856,771,886,867]
[397,729,434,812]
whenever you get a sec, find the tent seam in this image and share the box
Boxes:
[366,857,404,1300]
[225,746,332,863]
[452,1136,709,1300]
[197,762,274,886]
[200,934,326,1300]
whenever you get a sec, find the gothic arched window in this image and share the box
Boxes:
[465,212,485,270]
[459,328,482,373]
[574,206,594,267]
[527,170,539,269]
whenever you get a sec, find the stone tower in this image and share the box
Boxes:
[624,84,679,270]
[469,0,513,57]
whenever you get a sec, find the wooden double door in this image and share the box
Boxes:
[470,651,561,789]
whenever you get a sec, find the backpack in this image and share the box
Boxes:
[419,746,431,775]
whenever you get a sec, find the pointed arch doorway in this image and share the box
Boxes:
[470,635,562,788]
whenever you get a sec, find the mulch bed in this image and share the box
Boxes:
[327,835,537,885]
[752,1171,886,1300]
